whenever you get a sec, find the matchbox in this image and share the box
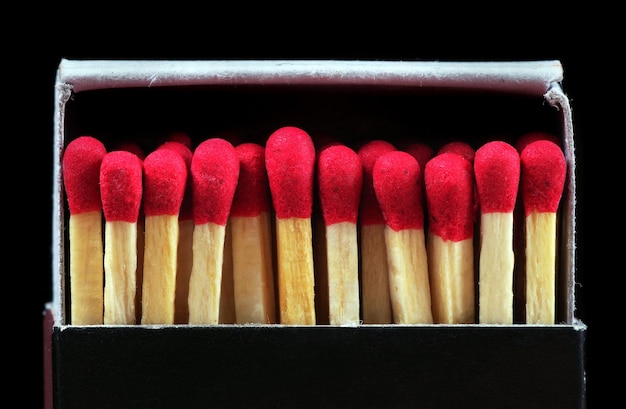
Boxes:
[45,60,586,408]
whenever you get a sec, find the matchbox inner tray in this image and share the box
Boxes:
[45,60,586,409]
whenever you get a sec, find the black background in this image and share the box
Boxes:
[17,14,597,408]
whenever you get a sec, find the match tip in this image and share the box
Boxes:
[114,141,146,160]
[520,139,566,214]
[143,148,188,216]
[516,131,560,154]
[357,140,397,225]
[62,136,107,214]
[191,138,240,226]
[231,142,271,217]
[424,153,475,241]
[317,144,363,225]
[157,141,194,220]
[438,141,475,164]
[474,141,520,213]
[100,150,143,222]
[373,150,424,231]
[403,142,435,171]
[165,131,193,149]
[265,126,316,219]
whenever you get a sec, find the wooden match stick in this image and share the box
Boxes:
[140,148,187,324]
[188,138,239,325]
[373,150,433,324]
[230,142,277,324]
[156,141,194,324]
[100,150,144,325]
[474,141,520,324]
[424,152,476,324]
[62,136,107,325]
[357,140,397,324]
[114,143,146,323]
[265,126,317,325]
[317,144,363,326]
[520,139,566,324]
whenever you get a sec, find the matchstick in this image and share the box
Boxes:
[100,150,143,325]
[520,139,566,324]
[230,142,277,324]
[373,150,433,324]
[265,126,317,325]
[311,136,340,324]
[356,140,397,324]
[140,148,187,324]
[62,136,107,325]
[424,152,476,324]
[187,138,240,325]
[317,144,363,326]
[114,143,146,323]
[474,141,520,324]
[513,131,561,321]
[157,141,194,324]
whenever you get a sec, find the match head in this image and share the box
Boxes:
[474,141,520,214]
[373,150,424,231]
[515,131,561,154]
[62,136,107,214]
[113,142,146,160]
[357,140,397,225]
[157,141,194,220]
[265,126,316,219]
[191,138,240,226]
[231,142,271,217]
[438,141,475,164]
[99,150,143,223]
[520,139,566,215]
[403,142,435,171]
[424,153,475,241]
[317,144,363,225]
[165,131,193,149]
[142,148,188,216]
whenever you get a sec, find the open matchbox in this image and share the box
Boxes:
[44,59,586,408]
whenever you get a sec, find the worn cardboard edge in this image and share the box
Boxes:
[58,59,563,95]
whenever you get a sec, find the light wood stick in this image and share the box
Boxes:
[373,150,433,324]
[62,136,107,325]
[474,141,520,324]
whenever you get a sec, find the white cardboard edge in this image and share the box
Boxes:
[51,59,575,327]
[58,59,563,95]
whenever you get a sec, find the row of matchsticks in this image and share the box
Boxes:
[62,126,567,327]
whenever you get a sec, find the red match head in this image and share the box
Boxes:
[166,131,193,150]
[265,126,316,219]
[357,140,397,225]
[62,136,107,215]
[474,141,520,214]
[438,141,475,164]
[317,144,363,225]
[157,141,194,221]
[231,142,271,217]
[424,153,475,241]
[403,142,435,171]
[142,148,187,217]
[191,138,240,226]
[114,142,146,160]
[515,131,561,154]
[100,150,143,223]
[520,140,566,215]
[373,150,424,231]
